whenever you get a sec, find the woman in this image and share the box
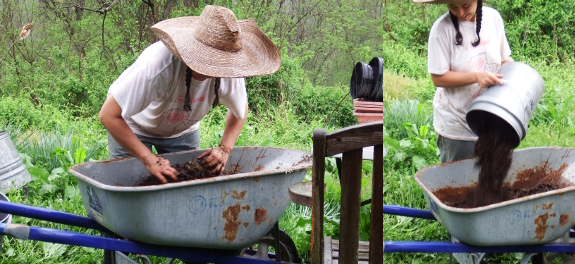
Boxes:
[99,5,280,183]
[415,0,513,163]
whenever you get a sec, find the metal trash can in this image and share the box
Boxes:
[0,131,32,191]
[466,62,545,147]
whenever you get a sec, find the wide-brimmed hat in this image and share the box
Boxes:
[413,0,475,4]
[150,5,280,78]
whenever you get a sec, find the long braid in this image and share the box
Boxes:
[183,67,220,110]
[212,78,220,108]
[472,0,483,47]
[449,11,463,46]
[184,67,192,111]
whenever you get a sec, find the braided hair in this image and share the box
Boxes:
[449,0,483,47]
[183,67,220,111]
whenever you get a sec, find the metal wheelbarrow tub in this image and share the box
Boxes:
[414,147,575,246]
[69,147,312,249]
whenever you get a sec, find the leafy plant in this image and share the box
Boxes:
[383,122,439,173]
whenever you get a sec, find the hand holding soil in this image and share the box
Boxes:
[140,160,217,186]
[197,145,231,175]
[144,156,178,184]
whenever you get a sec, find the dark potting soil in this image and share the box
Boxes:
[434,160,571,209]
[471,114,517,207]
[139,161,217,186]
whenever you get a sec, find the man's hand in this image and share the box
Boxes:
[143,156,178,184]
[198,145,231,175]
[476,72,504,88]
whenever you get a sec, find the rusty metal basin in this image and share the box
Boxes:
[415,147,575,246]
[69,147,312,249]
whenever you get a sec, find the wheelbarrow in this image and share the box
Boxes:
[381,147,575,264]
[0,146,312,263]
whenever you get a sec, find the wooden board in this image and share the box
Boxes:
[325,237,370,264]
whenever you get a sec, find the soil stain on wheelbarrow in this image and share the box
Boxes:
[434,162,571,209]
[139,161,217,186]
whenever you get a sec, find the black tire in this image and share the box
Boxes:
[241,228,301,263]
[530,253,548,264]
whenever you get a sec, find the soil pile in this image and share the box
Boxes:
[434,161,571,209]
[471,114,517,207]
[139,161,217,186]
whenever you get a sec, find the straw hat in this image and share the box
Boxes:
[150,5,280,78]
[412,0,475,4]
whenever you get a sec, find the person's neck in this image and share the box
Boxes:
[192,71,208,81]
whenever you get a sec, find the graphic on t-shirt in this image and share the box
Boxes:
[153,109,199,135]
[472,53,499,73]
[166,110,186,123]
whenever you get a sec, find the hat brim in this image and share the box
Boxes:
[151,17,281,78]
[412,0,474,4]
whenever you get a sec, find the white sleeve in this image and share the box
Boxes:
[217,77,247,120]
[428,21,452,75]
[108,64,161,120]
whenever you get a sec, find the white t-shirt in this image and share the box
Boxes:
[428,6,511,141]
[108,41,247,138]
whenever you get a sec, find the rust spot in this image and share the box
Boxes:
[242,205,250,211]
[254,164,264,171]
[233,190,247,200]
[551,225,555,229]
[534,213,549,240]
[269,217,274,226]
[222,203,241,244]
[254,207,267,225]
[550,213,557,217]
[542,203,554,210]
[243,222,249,228]
[560,213,570,226]
[222,190,230,199]
[253,177,260,183]
[214,227,217,230]
[136,222,138,228]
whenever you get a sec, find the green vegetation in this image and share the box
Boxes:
[1,0,575,263]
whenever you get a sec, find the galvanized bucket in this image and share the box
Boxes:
[0,192,12,249]
[466,62,545,147]
[0,131,32,191]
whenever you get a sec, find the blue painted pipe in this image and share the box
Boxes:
[382,205,436,220]
[384,241,575,253]
[0,223,273,264]
[0,201,108,233]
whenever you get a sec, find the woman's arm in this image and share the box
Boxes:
[99,95,178,183]
[431,71,504,89]
[198,102,248,175]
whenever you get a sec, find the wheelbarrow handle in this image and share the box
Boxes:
[0,223,273,264]
[383,241,575,253]
[382,205,436,220]
[0,201,108,232]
